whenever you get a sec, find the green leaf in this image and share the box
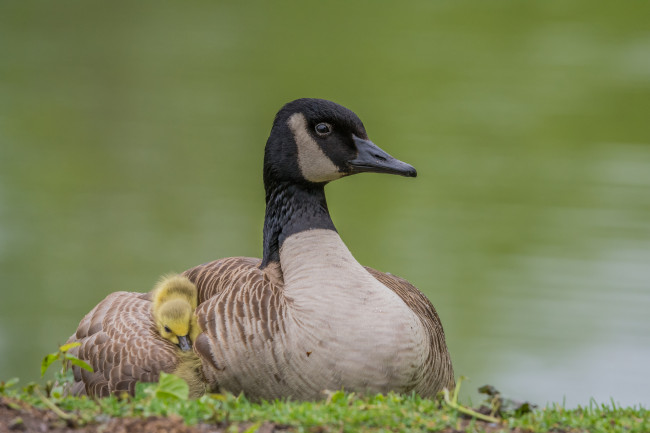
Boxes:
[64,354,94,372]
[50,385,64,399]
[41,353,59,377]
[0,377,19,394]
[329,390,345,404]
[135,381,156,399]
[242,422,262,433]
[58,342,81,353]
[154,372,189,401]
[6,401,21,411]
[22,382,38,395]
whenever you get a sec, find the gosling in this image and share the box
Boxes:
[151,274,206,398]
[151,274,201,352]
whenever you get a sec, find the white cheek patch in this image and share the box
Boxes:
[288,113,344,183]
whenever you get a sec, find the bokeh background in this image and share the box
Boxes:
[1,1,649,407]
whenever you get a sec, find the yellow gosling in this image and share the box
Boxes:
[151,274,200,351]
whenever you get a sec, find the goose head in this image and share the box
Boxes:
[260,99,418,267]
[263,98,416,188]
[151,275,200,352]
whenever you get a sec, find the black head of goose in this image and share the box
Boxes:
[65,98,454,400]
[260,98,416,268]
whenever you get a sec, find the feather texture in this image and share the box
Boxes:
[65,291,206,398]
[66,292,178,397]
[66,236,453,400]
[181,230,454,400]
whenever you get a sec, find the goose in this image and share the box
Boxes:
[66,275,205,398]
[66,98,454,400]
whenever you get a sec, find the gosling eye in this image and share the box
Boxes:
[164,326,171,333]
[315,122,332,137]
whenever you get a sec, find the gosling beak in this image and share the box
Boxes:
[177,335,192,352]
[348,135,417,178]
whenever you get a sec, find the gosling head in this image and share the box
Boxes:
[264,98,416,188]
[155,299,195,351]
[151,274,200,352]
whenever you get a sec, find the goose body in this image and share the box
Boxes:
[66,98,454,400]
[186,231,452,400]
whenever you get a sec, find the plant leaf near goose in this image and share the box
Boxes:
[138,372,190,401]
[41,342,93,378]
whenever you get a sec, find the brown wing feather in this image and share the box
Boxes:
[364,266,455,390]
[66,291,180,397]
[183,257,266,303]
[183,257,287,393]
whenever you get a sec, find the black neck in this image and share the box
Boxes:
[261,181,336,268]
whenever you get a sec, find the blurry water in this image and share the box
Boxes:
[1,1,649,407]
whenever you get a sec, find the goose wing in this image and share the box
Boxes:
[66,291,179,397]
[183,257,271,303]
[182,257,287,394]
[364,266,455,390]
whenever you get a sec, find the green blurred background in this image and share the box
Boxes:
[1,1,649,407]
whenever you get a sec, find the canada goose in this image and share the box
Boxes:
[65,275,205,398]
[184,98,454,400]
[66,98,454,400]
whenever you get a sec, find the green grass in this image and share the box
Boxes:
[1,374,647,433]
[1,347,646,432]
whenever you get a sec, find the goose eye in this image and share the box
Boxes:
[315,123,331,136]
[164,326,171,333]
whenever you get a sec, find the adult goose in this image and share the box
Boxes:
[67,98,454,400]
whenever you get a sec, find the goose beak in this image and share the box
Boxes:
[348,135,417,178]
[178,335,192,352]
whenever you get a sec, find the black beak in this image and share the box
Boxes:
[348,135,417,178]
[178,335,192,352]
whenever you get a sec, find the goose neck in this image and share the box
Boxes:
[261,182,336,268]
